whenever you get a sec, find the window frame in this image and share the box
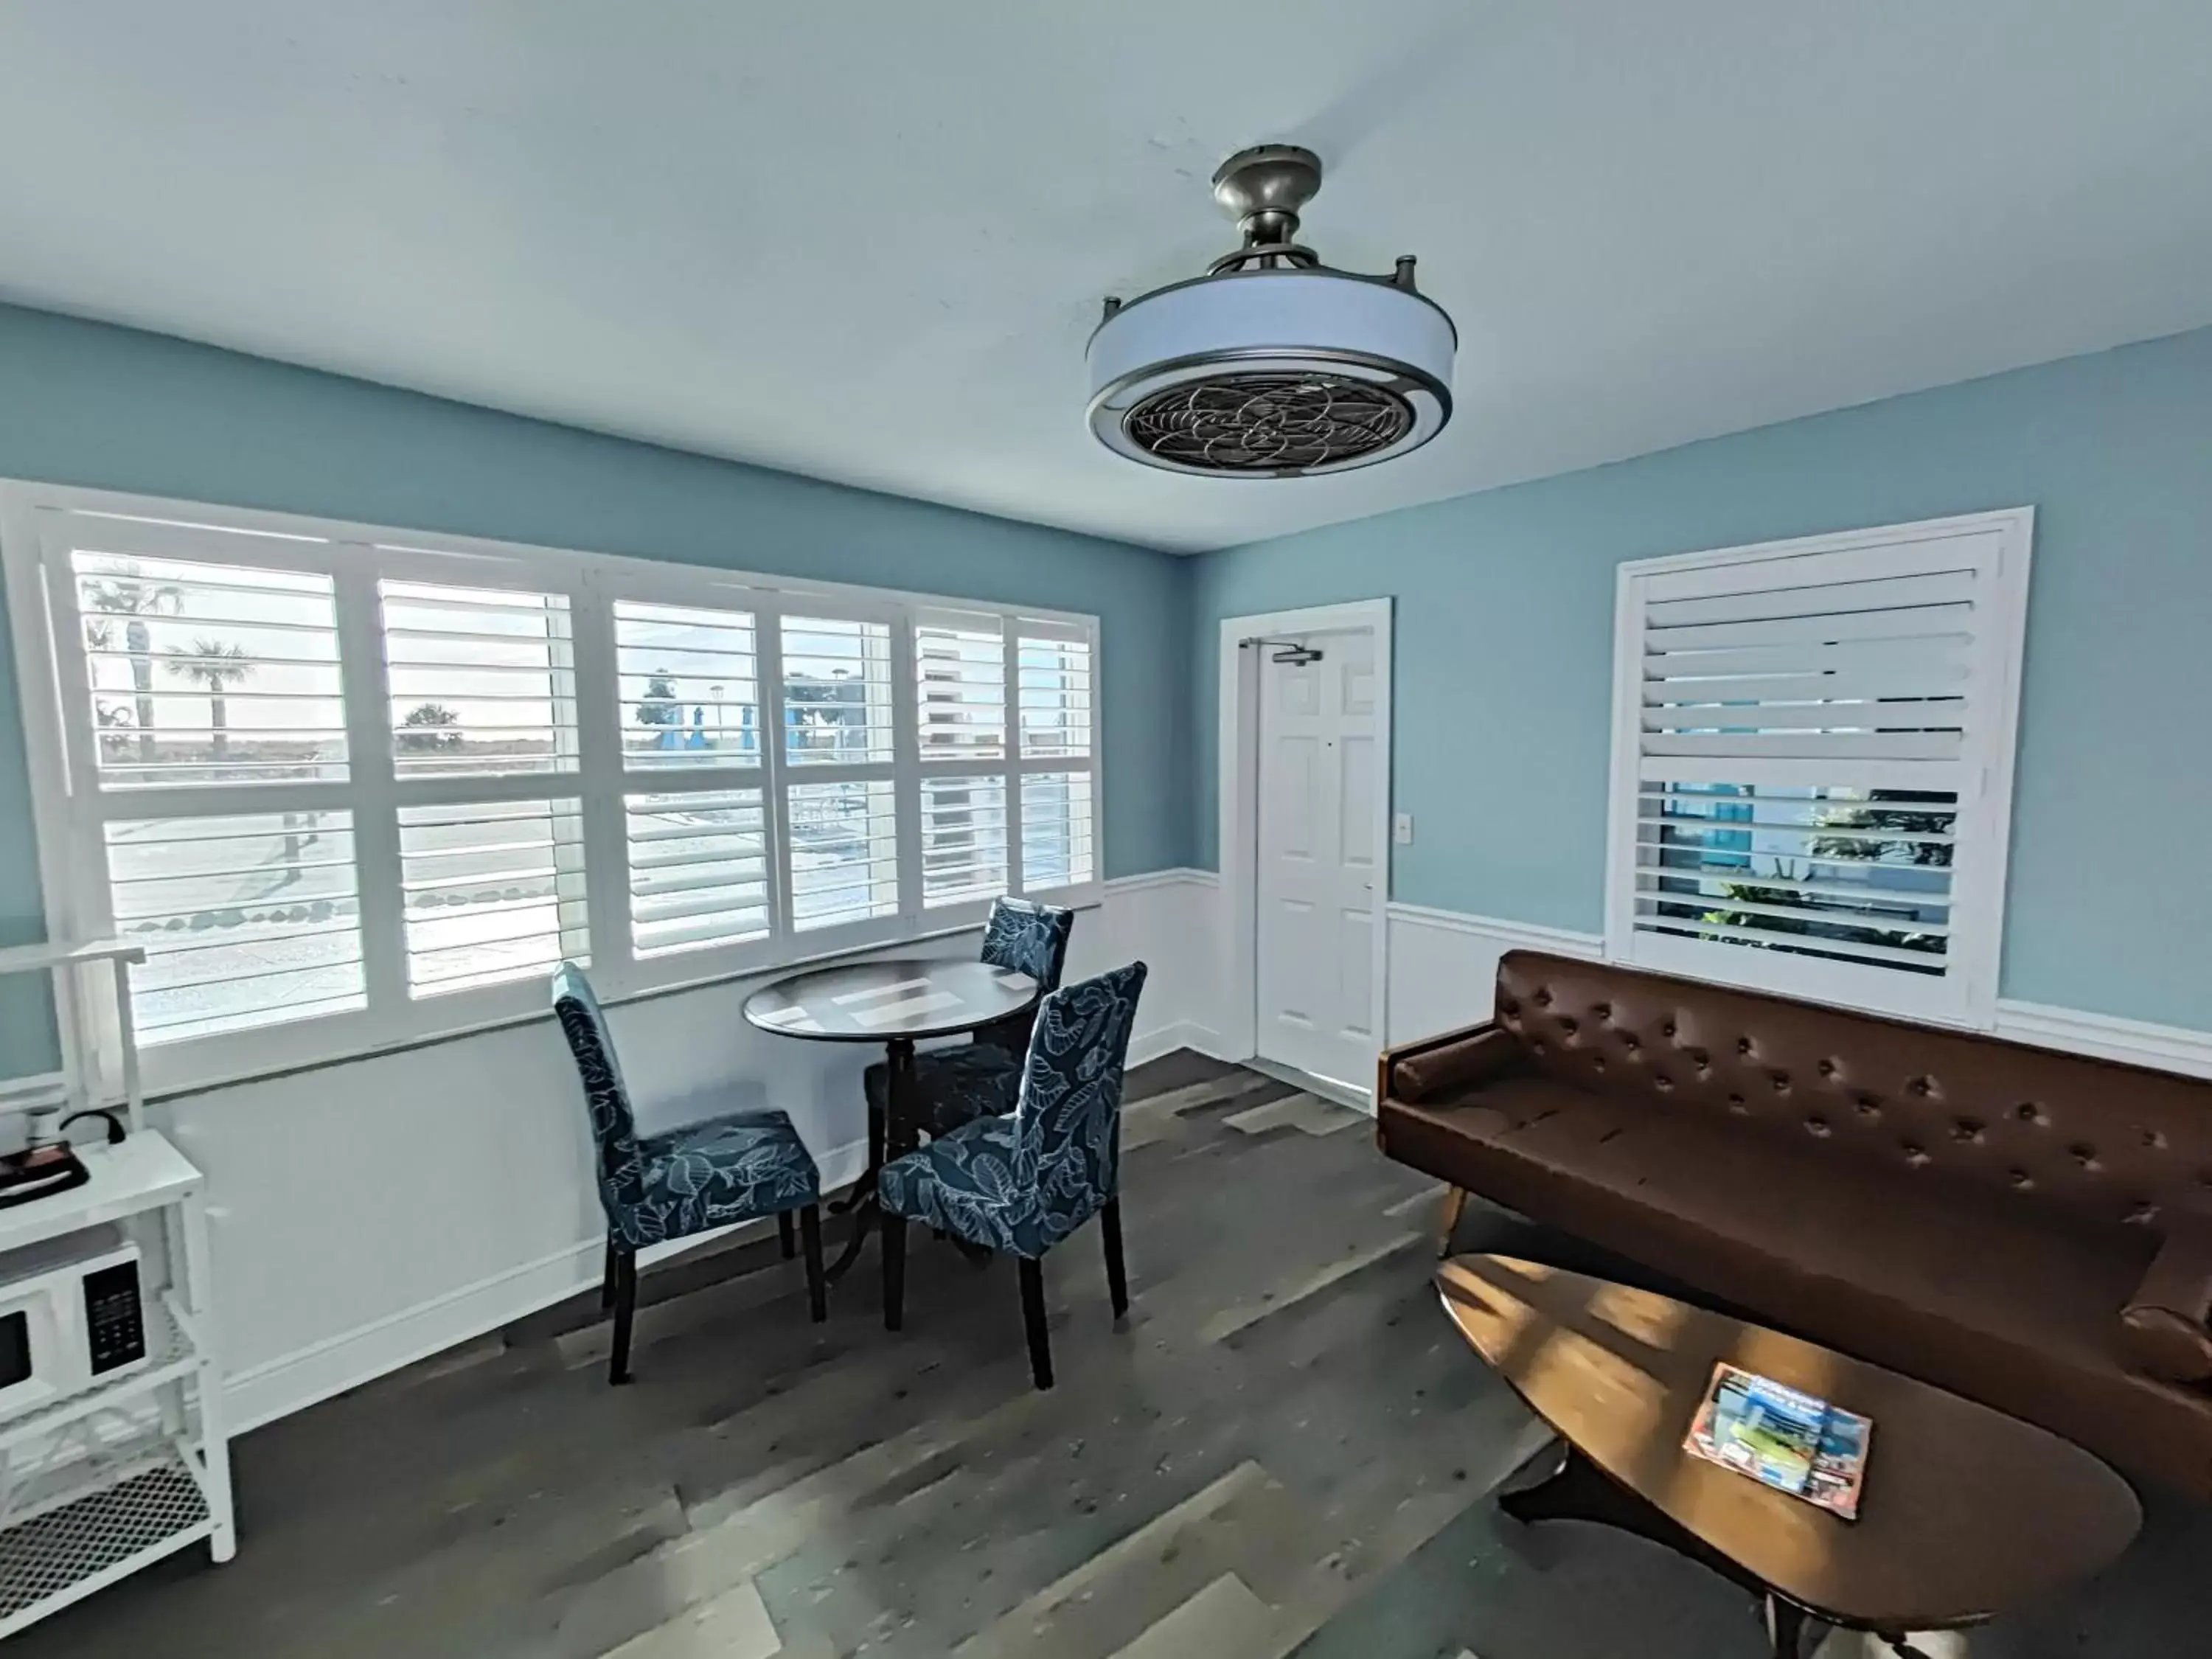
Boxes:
[1602,507,2033,1029]
[1,481,1105,1097]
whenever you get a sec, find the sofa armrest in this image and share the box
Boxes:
[2122,1220,2212,1384]
[1386,1023,1526,1105]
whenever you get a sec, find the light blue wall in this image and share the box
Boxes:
[0,302,1194,1075]
[1191,324,2212,1032]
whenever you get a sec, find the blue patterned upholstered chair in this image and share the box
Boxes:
[551,964,826,1385]
[860,898,1075,1158]
[877,961,1147,1389]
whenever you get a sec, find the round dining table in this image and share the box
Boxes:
[742,956,1041,1281]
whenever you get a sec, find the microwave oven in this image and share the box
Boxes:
[0,1225,149,1420]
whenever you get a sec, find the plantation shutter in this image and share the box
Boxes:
[1606,512,2032,1026]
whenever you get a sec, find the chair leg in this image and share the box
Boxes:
[608,1248,638,1386]
[1101,1197,1129,1320]
[599,1238,617,1310]
[1019,1256,1054,1390]
[882,1212,907,1332]
[778,1209,797,1260]
[799,1204,827,1324]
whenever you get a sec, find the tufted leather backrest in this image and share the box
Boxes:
[1495,951,2212,1237]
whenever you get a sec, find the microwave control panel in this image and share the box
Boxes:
[83,1260,147,1374]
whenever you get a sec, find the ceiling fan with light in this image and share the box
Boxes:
[1085,143,1456,478]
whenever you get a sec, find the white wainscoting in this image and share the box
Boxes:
[147,870,2212,1432]
[1381,902,2212,1080]
[189,869,1220,1433]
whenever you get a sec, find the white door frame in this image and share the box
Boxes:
[1216,598,1394,1103]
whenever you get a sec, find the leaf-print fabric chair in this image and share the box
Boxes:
[860,898,1075,1155]
[552,963,826,1385]
[877,961,1147,1389]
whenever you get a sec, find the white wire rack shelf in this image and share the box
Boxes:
[0,1438,215,1634]
[0,943,234,1636]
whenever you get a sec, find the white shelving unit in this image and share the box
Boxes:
[0,939,233,1637]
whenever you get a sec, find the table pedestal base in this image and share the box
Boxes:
[824,1036,915,1284]
[1498,1440,1938,1659]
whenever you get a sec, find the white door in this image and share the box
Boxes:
[1254,628,1382,1093]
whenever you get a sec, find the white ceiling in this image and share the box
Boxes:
[3,3,2210,554]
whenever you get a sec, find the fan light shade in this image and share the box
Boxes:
[1086,271,1455,476]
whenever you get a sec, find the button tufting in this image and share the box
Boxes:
[2008,1169,2034,1189]
[1818,1060,1837,1077]
[2070,1144,2101,1171]
[1727,1093,1749,1115]
[1621,1034,1640,1052]
[1908,1077,1933,1097]
[1530,1041,1547,1057]
[1901,1142,1930,1167]
[2143,1127,2168,1150]
[2017,1102,2047,1125]
[1654,1076,1674,1092]
[1534,990,1554,1008]
[2126,1201,2160,1225]
[1499,996,1521,1016]
[1856,1095,1882,1116]
[1771,1071,1790,1091]
[1736,1037,1754,1056]
[1806,1116,1832,1138]
[1951,1118,1985,1144]
[1559,1017,1579,1035]
[1591,1056,1607,1072]
[1592,1003,1612,1021]
[1662,1021,1677,1039]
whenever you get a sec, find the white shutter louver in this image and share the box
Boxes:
[397,799,588,995]
[787,779,897,931]
[1015,624,1098,897]
[915,611,1005,759]
[381,581,577,776]
[74,552,347,787]
[1609,515,2031,1025]
[919,776,1008,908]
[105,810,366,1042]
[1019,771,1096,891]
[781,616,893,766]
[1017,628,1093,758]
[624,789,769,956]
[613,599,759,770]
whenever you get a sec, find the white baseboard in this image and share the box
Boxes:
[1384,900,2212,1081]
[226,1133,873,1433]
[1102,866,1219,896]
[1130,1019,1227,1068]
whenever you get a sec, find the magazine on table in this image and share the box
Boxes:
[1683,1362,1871,1519]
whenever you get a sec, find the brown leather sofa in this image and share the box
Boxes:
[1378,949,2212,1494]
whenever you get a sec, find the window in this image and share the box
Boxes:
[4,487,1103,1093]
[1604,510,2032,1026]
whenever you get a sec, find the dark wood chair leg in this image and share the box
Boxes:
[778,1209,797,1259]
[1101,1197,1129,1319]
[799,1204,827,1324]
[599,1238,617,1310]
[1019,1256,1054,1390]
[882,1212,906,1332]
[608,1248,638,1386]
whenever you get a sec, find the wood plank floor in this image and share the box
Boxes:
[14,1053,2208,1658]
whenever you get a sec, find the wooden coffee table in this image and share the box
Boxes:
[1438,1255,2141,1658]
